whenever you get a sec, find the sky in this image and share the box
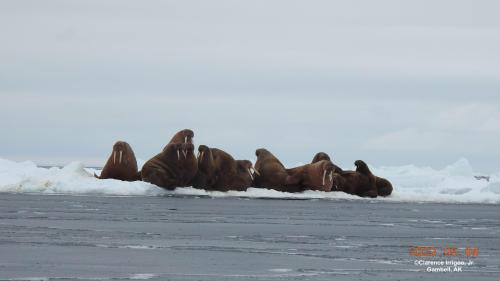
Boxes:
[0,0,499,172]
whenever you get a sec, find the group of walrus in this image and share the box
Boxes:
[95,129,393,198]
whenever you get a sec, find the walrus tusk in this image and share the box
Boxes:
[251,167,260,176]
[182,149,187,158]
[177,149,180,160]
[328,171,333,182]
[322,169,327,186]
[248,168,254,180]
[113,151,116,164]
[200,151,204,161]
[197,151,200,159]
[184,136,187,143]
[119,150,123,164]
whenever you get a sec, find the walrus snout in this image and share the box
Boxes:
[237,160,258,180]
[197,145,209,160]
[112,141,131,165]
[180,143,194,158]
[320,161,335,187]
[181,129,194,143]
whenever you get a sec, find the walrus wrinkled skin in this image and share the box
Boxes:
[375,176,393,197]
[311,152,343,173]
[141,143,198,190]
[253,148,291,191]
[285,160,336,192]
[193,146,256,191]
[331,160,378,198]
[95,141,140,181]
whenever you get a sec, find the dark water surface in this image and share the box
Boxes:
[0,193,498,280]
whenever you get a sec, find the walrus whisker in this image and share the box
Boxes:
[119,151,123,164]
[322,169,327,186]
[177,149,180,160]
[113,151,116,164]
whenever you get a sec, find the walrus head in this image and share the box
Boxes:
[354,160,372,175]
[318,160,336,188]
[236,160,259,180]
[255,148,270,157]
[111,141,135,165]
[169,129,194,145]
[312,152,331,164]
[197,145,210,162]
[196,145,215,173]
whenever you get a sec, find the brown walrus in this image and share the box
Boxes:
[95,141,140,181]
[192,145,256,191]
[212,158,256,191]
[375,176,393,197]
[311,152,343,173]
[253,148,295,191]
[331,160,378,197]
[197,147,256,192]
[141,143,198,190]
[191,145,216,189]
[234,160,256,190]
[285,160,336,192]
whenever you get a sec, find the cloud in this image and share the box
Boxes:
[479,117,500,132]
[436,103,500,132]
[363,128,447,151]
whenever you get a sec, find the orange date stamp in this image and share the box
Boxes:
[409,246,479,257]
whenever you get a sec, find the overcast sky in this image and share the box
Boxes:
[1,0,499,172]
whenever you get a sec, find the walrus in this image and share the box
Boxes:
[253,148,294,191]
[330,160,378,197]
[95,141,140,181]
[209,148,256,191]
[218,159,256,191]
[192,145,256,191]
[285,160,336,192]
[191,145,216,189]
[234,160,256,188]
[311,152,343,173]
[141,143,198,190]
[375,176,393,197]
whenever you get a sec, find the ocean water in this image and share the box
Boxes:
[0,157,499,204]
[0,193,498,281]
